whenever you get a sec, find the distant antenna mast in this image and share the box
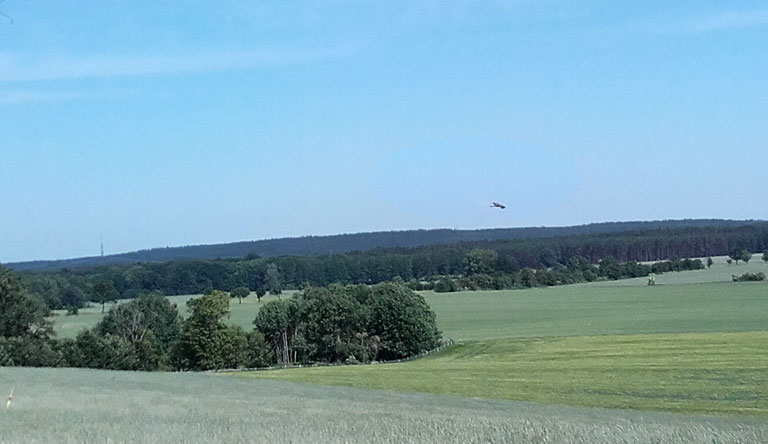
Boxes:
[100,235,104,257]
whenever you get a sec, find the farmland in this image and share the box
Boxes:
[231,257,768,417]
[35,255,768,433]
[49,256,768,340]
[236,331,768,417]
[1,367,767,444]
[49,292,294,339]
[51,280,768,341]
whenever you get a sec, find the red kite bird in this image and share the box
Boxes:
[491,202,506,209]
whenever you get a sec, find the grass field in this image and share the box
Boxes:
[427,280,768,341]
[1,367,767,444]
[235,331,768,417]
[231,259,768,418]
[49,292,292,338]
[594,256,768,287]
[43,259,768,421]
[50,259,768,340]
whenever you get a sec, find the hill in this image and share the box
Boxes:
[5,219,760,272]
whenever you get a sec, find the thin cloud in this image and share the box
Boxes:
[688,10,768,32]
[0,49,346,82]
[0,89,137,105]
[643,9,768,34]
[684,9,768,33]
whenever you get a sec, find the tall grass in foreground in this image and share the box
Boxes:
[1,367,767,444]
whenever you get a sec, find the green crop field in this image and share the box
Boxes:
[426,280,768,341]
[43,261,768,422]
[236,331,768,417]
[1,367,767,444]
[593,256,768,287]
[49,259,768,340]
[233,263,768,418]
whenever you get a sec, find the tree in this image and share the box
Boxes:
[706,257,714,268]
[172,290,255,370]
[763,250,768,264]
[230,286,250,304]
[244,330,273,368]
[60,286,86,314]
[255,287,266,301]
[729,247,746,264]
[266,263,282,296]
[367,283,441,361]
[598,256,622,280]
[300,285,374,363]
[91,281,120,313]
[463,249,498,276]
[254,298,302,364]
[727,258,733,265]
[743,251,753,264]
[520,268,537,288]
[96,291,181,366]
[0,266,51,338]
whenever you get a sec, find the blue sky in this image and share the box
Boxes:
[1,1,767,262]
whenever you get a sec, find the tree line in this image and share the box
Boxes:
[15,223,768,309]
[7,219,758,272]
[0,265,441,371]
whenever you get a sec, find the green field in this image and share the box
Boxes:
[233,261,768,417]
[50,258,768,340]
[44,260,768,419]
[236,331,768,417]
[427,280,768,341]
[594,256,768,287]
[49,292,292,339]
[1,367,766,444]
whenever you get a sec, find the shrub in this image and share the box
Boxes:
[0,336,63,367]
[732,272,766,282]
[434,277,458,293]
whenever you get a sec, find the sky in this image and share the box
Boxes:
[1,0,767,263]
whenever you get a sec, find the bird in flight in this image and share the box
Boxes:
[491,202,506,209]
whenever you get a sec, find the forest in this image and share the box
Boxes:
[16,222,768,310]
[7,219,757,272]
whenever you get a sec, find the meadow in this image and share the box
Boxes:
[232,257,768,417]
[40,255,768,424]
[50,256,768,340]
[1,367,767,444]
[49,292,294,339]
[51,280,768,341]
[237,331,768,417]
[427,280,768,341]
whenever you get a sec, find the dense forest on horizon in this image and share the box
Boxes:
[6,219,761,272]
[17,221,768,310]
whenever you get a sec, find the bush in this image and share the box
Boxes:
[433,277,458,293]
[732,272,766,282]
[0,336,63,367]
[462,274,495,290]
[60,330,147,370]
